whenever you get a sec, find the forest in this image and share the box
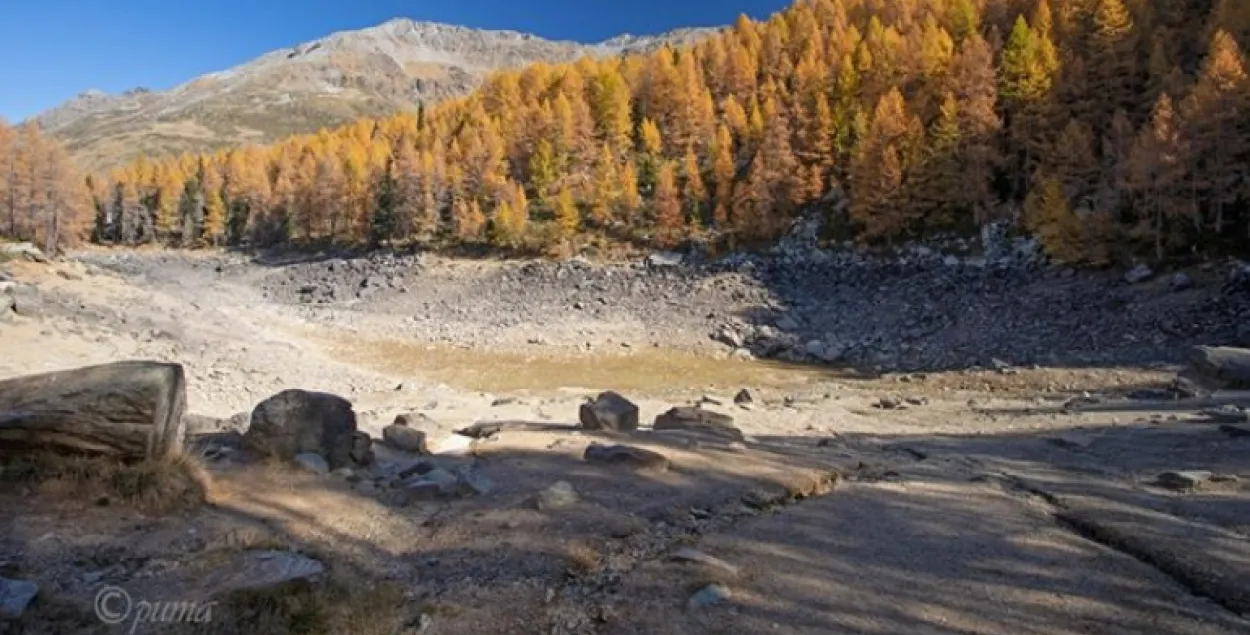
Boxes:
[3,0,1250,263]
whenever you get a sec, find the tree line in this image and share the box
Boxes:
[0,121,91,254]
[21,0,1250,263]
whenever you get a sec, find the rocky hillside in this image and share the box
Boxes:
[33,20,715,173]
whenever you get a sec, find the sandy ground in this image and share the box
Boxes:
[1,251,1249,635]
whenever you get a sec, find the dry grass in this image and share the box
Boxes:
[187,572,412,635]
[0,452,212,512]
[565,541,604,575]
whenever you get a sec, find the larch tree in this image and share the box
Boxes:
[1125,92,1188,259]
[682,146,708,226]
[652,160,683,247]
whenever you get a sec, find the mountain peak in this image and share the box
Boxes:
[35,18,719,173]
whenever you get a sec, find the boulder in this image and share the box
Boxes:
[1154,470,1238,492]
[382,424,429,454]
[0,242,48,263]
[4,283,42,317]
[578,391,640,432]
[244,389,362,469]
[653,407,743,442]
[733,389,754,405]
[0,361,187,460]
[1187,346,1250,389]
[0,576,38,619]
[583,443,670,473]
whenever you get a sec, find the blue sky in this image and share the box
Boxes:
[0,0,791,122]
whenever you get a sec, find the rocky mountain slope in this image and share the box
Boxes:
[34,20,715,173]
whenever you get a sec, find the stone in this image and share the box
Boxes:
[653,406,743,442]
[1125,264,1154,284]
[0,242,48,263]
[646,251,683,268]
[875,397,902,410]
[382,424,429,454]
[4,283,42,317]
[1199,405,1249,424]
[776,314,801,331]
[670,548,740,579]
[579,391,640,432]
[536,481,579,510]
[583,443,670,473]
[686,583,732,611]
[460,471,496,496]
[428,433,475,456]
[202,550,324,596]
[349,431,374,466]
[1170,272,1194,291]
[0,576,38,619]
[245,389,362,469]
[293,453,330,475]
[733,389,754,405]
[1155,470,1216,491]
[943,254,961,267]
[1188,346,1250,390]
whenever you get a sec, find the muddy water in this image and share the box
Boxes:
[321,335,837,393]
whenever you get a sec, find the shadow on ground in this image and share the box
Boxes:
[4,412,1250,635]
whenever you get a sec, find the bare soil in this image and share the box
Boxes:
[1,249,1248,635]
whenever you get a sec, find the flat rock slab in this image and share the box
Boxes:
[607,480,1250,635]
[201,550,325,596]
[1058,498,1250,615]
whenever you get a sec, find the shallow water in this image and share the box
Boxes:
[321,335,837,393]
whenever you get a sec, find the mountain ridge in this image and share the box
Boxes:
[34,19,719,173]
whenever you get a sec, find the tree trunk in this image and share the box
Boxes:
[0,361,188,460]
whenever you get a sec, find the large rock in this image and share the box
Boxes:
[3,283,42,317]
[0,576,38,619]
[578,391,639,432]
[244,389,363,469]
[382,424,429,454]
[1187,346,1250,389]
[202,550,325,596]
[0,242,48,263]
[653,406,743,442]
[0,361,187,460]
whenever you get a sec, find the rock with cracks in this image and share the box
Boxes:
[578,391,640,432]
[245,389,368,469]
[0,360,187,460]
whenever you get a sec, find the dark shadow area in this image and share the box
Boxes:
[4,415,1250,634]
